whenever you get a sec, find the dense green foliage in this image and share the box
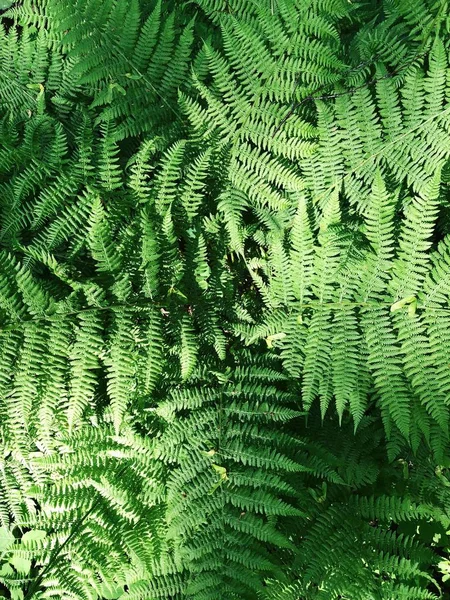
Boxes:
[1,0,450,598]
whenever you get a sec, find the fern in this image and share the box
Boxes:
[1,1,450,599]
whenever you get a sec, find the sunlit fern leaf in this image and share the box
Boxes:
[105,309,138,434]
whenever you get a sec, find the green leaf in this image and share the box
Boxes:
[390,295,416,312]
[21,530,47,545]
[0,528,14,553]
[266,332,286,348]
[0,563,14,576]
[98,582,123,599]
[407,298,417,317]
[9,557,31,574]
[212,464,228,480]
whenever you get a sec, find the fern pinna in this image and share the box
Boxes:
[1,0,450,599]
